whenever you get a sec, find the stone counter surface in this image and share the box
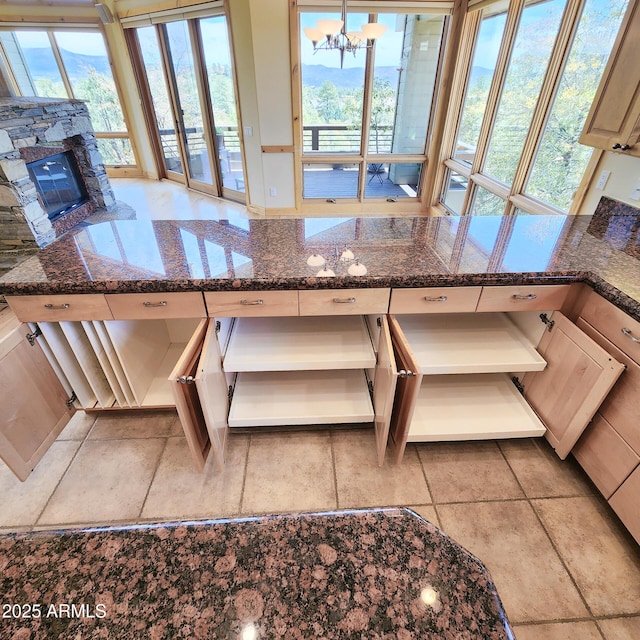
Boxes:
[1,197,639,321]
[0,508,514,639]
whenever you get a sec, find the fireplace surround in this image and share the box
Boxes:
[0,96,115,270]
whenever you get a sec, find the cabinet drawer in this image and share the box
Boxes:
[299,288,390,316]
[609,465,640,544]
[389,287,481,314]
[573,413,639,499]
[476,285,571,312]
[579,289,640,365]
[576,317,640,453]
[106,292,206,319]
[6,294,113,321]
[204,291,298,317]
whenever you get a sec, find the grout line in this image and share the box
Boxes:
[329,430,340,511]
[237,433,252,515]
[135,436,170,524]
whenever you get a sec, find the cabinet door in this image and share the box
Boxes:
[372,316,398,466]
[169,319,212,471]
[387,315,423,464]
[579,0,640,154]
[521,312,625,459]
[0,323,74,481]
[609,465,640,544]
[194,319,229,470]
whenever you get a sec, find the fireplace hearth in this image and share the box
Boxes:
[0,96,115,270]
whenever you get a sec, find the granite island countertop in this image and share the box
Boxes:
[1,197,639,321]
[0,508,514,639]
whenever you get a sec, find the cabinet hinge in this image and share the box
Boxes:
[376,316,382,327]
[177,375,196,385]
[215,320,221,334]
[511,376,524,395]
[65,391,77,409]
[398,370,415,378]
[539,313,555,332]
[368,380,374,399]
[26,326,42,346]
[228,385,234,401]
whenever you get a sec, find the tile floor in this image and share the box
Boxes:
[1,411,639,639]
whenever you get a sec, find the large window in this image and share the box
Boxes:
[441,0,628,215]
[297,4,447,206]
[0,28,136,169]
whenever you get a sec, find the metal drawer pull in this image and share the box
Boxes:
[44,303,70,310]
[241,299,264,306]
[333,297,356,304]
[425,295,447,302]
[513,294,537,300]
[622,328,640,343]
[143,301,168,307]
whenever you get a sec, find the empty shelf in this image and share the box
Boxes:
[396,313,547,374]
[406,373,546,442]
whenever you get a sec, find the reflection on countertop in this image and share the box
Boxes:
[1,198,639,321]
[0,508,514,639]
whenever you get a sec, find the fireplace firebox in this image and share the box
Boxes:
[27,151,89,221]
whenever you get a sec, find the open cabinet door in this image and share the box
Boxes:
[372,316,398,466]
[194,319,229,470]
[387,315,423,464]
[169,319,211,471]
[521,312,625,459]
[0,321,74,481]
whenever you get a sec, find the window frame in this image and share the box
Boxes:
[0,24,140,176]
[436,0,609,216]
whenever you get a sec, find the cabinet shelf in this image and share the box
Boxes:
[228,370,374,427]
[406,373,546,442]
[223,316,376,372]
[395,313,547,374]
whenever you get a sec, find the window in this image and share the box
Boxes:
[296,4,448,207]
[0,28,137,169]
[440,0,628,215]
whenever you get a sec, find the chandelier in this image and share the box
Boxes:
[303,0,387,68]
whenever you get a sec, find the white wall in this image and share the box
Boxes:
[580,151,640,214]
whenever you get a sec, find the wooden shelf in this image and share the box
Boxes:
[406,373,546,442]
[223,316,376,372]
[395,313,547,374]
[228,370,374,427]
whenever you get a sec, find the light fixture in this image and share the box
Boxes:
[307,246,367,277]
[307,253,326,267]
[304,0,387,68]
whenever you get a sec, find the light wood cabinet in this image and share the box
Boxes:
[299,288,390,316]
[475,285,571,313]
[0,310,74,481]
[204,291,298,317]
[389,287,482,314]
[609,466,640,543]
[106,292,206,320]
[579,0,640,155]
[6,294,113,322]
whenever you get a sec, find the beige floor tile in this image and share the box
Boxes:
[407,505,440,529]
[57,411,97,440]
[88,410,177,440]
[438,500,588,623]
[38,438,165,525]
[599,616,640,640]
[333,430,431,508]
[169,413,185,436]
[533,496,640,617]
[141,435,248,520]
[0,441,80,527]
[417,441,524,503]
[241,431,336,515]
[499,439,594,498]
[512,621,602,640]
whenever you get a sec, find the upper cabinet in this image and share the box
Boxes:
[579,0,640,156]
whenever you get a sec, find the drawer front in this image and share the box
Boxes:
[299,288,390,316]
[573,413,639,499]
[6,294,113,321]
[579,289,640,365]
[106,292,206,319]
[476,285,571,312]
[609,465,640,544]
[389,287,482,314]
[204,291,298,317]
[577,317,640,453]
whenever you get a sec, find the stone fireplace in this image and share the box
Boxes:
[0,96,115,269]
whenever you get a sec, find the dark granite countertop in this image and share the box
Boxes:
[0,508,514,639]
[1,197,639,321]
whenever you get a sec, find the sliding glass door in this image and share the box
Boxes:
[130,14,245,201]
